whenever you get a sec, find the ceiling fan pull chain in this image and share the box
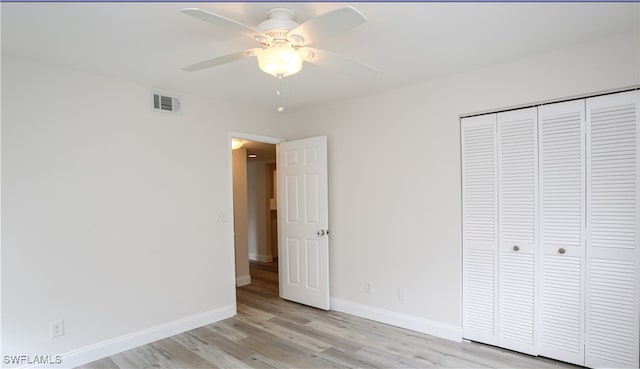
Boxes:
[276,75,285,112]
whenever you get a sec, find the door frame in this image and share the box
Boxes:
[227,131,285,299]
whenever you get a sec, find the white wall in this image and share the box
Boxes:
[1,56,277,367]
[247,160,272,262]
[274,30,640,336]
[232,148,250,286]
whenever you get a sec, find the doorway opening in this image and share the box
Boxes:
[229,133,330,310]
[230,134,281,295]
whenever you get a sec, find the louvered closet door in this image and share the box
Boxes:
[585,91,640,369]
[496,108,538,355]
[461,114,498,345]
[538,100,586,366]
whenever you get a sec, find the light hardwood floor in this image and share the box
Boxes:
[80,262,580,369]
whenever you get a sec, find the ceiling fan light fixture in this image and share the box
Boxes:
[256,44,303,78]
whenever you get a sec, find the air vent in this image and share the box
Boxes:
[152,91,181,113]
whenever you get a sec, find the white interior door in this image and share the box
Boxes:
[461,114,499,345]
[277,136,330,310]
[538,99,586,366]
[496,107,538,355]
[585,90,640,369]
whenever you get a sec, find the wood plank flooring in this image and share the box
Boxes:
[80,262,579,369]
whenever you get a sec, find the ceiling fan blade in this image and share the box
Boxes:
[181,8,264,40]
[182,49,260,72]
[287,6,366,46]
[301,47,377,78]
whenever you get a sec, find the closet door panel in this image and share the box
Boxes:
[538,100,586,366]
[496,108,538,355]
[586,90,640,369]
[461,114,498,345]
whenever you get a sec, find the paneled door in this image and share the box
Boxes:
[538,100,586,366]
[277,136,330,310]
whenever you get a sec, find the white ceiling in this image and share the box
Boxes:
[3,2,639,112]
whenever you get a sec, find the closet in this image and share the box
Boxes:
[461,90,640,368]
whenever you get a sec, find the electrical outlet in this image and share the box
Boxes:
[50,320,64,338]
[398,287,407,301]
[364,281,373,294]
[216,209,227,223]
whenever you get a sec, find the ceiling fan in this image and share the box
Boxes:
[181,6,377,79]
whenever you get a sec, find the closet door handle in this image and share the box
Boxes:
[513,245,520,251]
[558,248,566,254]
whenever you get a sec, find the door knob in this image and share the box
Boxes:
[558,248,566,254]
[513,245,520,251]
[316,229,326,237]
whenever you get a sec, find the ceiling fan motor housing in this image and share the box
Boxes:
[258,8,299,42]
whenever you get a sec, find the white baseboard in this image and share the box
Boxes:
[248,253,273,263]
[24,305,235,369]
[331,298,461,343]
[236,274,251,286]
